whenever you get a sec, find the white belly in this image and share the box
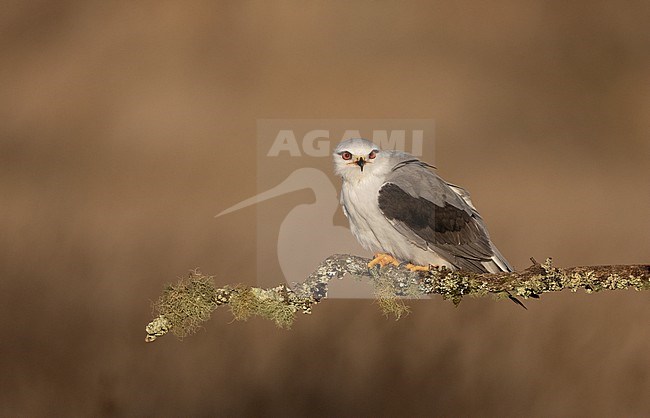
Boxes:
[341,179,453,268]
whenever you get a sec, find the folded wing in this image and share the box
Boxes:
[377,160,511,272]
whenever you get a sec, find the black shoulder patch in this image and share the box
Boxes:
[377,182,491,251]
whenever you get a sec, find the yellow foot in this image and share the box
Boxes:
[405,263,431,272]
[368,253,400,268]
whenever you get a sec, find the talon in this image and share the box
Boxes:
[405,263,431,272]
[368,253,400,268]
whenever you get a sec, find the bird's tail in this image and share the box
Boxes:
[481,243,513,273]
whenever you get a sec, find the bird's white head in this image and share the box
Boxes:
[333,138,391,183]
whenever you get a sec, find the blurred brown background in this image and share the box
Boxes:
[1,1,649,416]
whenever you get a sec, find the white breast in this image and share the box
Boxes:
[341,176,387,252]
[340,176,453,268]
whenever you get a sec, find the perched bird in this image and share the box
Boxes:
[333,138,513,273]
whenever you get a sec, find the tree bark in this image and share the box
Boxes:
[145,255,650,342]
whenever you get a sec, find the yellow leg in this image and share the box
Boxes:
[368,253,401,268]
[405,263,431,272]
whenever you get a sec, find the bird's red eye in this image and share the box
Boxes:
[341,151,352,160]
[368,150,377,159]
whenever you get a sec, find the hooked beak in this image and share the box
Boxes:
[355,158,366,171]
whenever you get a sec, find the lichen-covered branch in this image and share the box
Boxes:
[145,255,650,342]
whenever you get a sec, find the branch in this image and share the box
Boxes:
[145,255,650,342]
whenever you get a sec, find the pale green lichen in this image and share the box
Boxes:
[145,315,171,342]
[151,270,220,339]
[512,259,563,298]
[507,259,650,299]
[417,267,484,305]
[374,285,411,320]
[146,256,650,342]
[601,273,646,291]
[229,285,298,329]
[368,264,420,319]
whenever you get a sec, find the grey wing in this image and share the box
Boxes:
[378,160,511,273]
